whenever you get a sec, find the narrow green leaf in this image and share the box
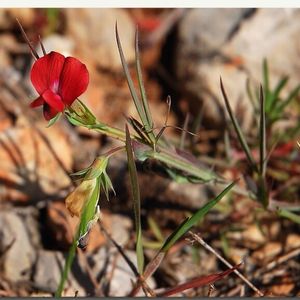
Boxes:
[125,125,144,274]
[70,166,92,177]
[269,76,289,111]
[161,181,236,252]
[135,29,155,143]
[246,78,258,113]
[148,216,164,242]
[46,112,62,128]
[263,58,270,102]
[140,181,236,287]
[259,85,266,177]
[220,78,258,172]
[100,171,115,201]
[55,235,77,297]
[278,84,300,112]
[278,208,300,224]
[116,24,148,131]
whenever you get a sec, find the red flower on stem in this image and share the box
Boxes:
[30,51,89,120]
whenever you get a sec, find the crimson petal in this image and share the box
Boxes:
[42,89,65,112]
[31,51,65,95]
[58,57,89,106]
[30,96,44,108]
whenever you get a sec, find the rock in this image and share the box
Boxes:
[0,117,73,203]
[223,9,300,89]
[0,8,35,30]
[33,246,156,296]
[65,8,135,71]
[252,242,282,262]
[286,234,300,250]
[175,8,254,130]
[0,208,39,282]
[242,224,266,244]
[36,34,75,58]
[228,247,249,265]
[175,8,300,132]
[90,247,156,296]
[106,213,132,247]
[33,250,85,295]
[270,282,295,296]
[177,8,251,56]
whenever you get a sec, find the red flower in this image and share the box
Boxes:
[30,51,89,120]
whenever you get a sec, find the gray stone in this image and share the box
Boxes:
[0,209,38,282]
[175,8,254,131]
[175,8,300,132]
[33,250,63,293]
[177,8,251,57]
[109,214,132,247]
[90,247,156,296]
[65,8,135,71]
[36,34,75,59]
[33,250,85,295]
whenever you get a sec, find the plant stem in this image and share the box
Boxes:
[86,121,217,183]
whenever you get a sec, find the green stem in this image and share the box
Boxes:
[152,149,217,182]
[88,123,126,141]
[55,233,78,297]
[88,121,216,182]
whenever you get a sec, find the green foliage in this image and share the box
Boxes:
[161,181,236,252]
[248,59,300,131]
[125,125,144,274]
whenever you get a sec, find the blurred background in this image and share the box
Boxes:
[0,8,300,296]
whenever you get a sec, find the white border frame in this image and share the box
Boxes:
[0,1,299,8]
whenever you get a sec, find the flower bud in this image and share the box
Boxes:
[65,178,97,217]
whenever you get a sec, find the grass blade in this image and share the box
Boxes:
[142,181,235,280]
[135,29,155,141]
[55,236,78,297]
[220,78,258,172]
[278,209,300,224]
[148,216,164,242]
[129,181,236,296]
[161,181,236,252]
[116,24,148,131]
[270,76,289,109]
[125,124,144,274]
[263,59,270,109]
[259,85,266,177]
[246,78,258,113]
[277,84,300,112]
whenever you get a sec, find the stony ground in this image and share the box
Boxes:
[0,8,300,297]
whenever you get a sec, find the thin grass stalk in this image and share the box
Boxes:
[55,233,78,297]
[125,125,144,274]
[220,78,258,172]
[259,85,266,177]
[135,29,155,142]
[115,24,148,131]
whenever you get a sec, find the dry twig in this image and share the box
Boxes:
[189,231,264,297]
